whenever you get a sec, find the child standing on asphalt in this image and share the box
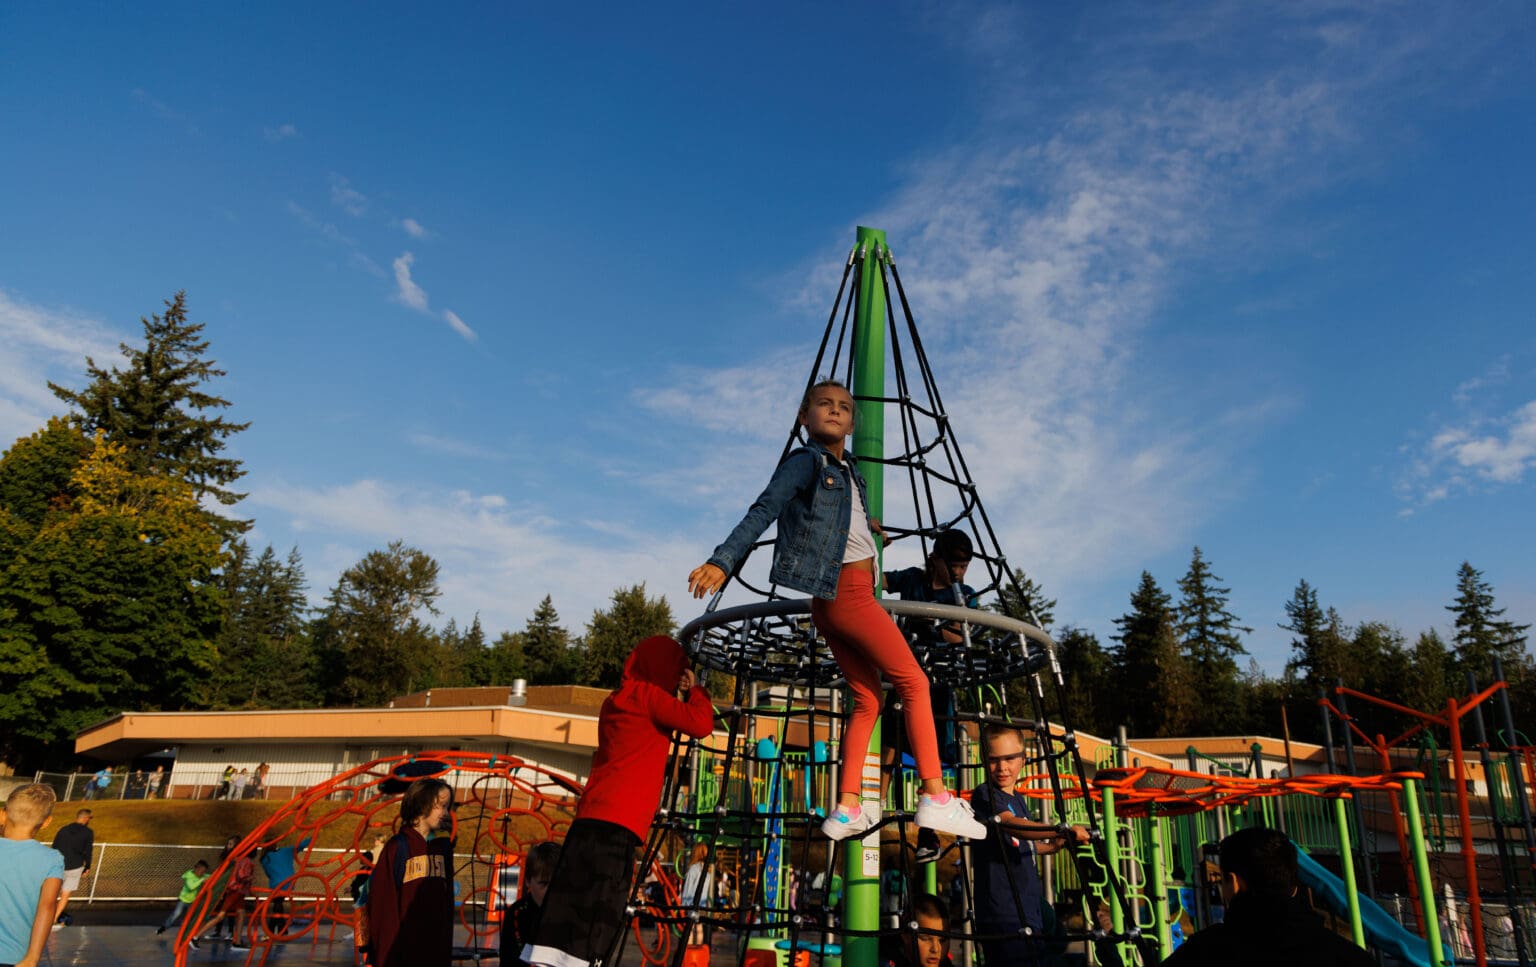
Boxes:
[157,859,210,935]
[689,379,987,843]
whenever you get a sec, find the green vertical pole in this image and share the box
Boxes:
[1149,811,1172,959]
[844,225,888,967]
[1403,778,1448,967]
[1332,798,1367,948]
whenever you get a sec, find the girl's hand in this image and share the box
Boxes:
[688,563,726,598]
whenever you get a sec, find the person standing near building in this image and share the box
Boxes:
[49,809,93,929]
[368,779,456,967]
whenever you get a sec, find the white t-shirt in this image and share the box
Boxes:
[843,472,877,563]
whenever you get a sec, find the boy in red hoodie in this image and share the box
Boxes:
[524,635,715,967]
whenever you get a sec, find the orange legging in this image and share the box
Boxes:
[812,568,941,797]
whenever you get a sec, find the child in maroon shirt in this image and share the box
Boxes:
[368,778,456,967]
[525,635,714,967]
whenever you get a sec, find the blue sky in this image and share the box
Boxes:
[2,2,1532,675]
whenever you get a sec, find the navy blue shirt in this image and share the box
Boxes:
[968,781,1043,932]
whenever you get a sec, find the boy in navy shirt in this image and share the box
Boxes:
[968,725,1088,965]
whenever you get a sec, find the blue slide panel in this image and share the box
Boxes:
[1293,841,1450,967]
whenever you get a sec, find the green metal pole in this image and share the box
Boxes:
[1149,810,1172,959]
[1403,778,1448,967]
[1332,798,1367,948]
[844,225,888,967]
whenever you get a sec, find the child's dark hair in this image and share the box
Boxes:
[1218,826,1297,899]
[525,841,561,881]
[194,860,210,871]
[933,530,973,563]
[906,892,950,927]
[799,378,852,417]
[400,778,452,826]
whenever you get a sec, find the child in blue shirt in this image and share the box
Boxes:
[0,784,65,967]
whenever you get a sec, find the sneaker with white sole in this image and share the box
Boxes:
[820,803,879,841]
[914,793,988,839]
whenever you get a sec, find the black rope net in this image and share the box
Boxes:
[613,239,1151,966]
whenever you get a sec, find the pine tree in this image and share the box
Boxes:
[1282,580,1350,690]
[1111,571,1195,737]
[1055,626,1113,736]
[1447,561,1531,674]
[49,291,250,534]
[580,585,675,689]
[523,596,576,685]
[211,543,314,708]
[1402,629,1454,714]
[991,568,1057,630]
[1176,547,1251,732]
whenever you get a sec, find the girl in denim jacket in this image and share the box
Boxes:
[688,380,987,842]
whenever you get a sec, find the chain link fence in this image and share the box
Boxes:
[73,842,497,912]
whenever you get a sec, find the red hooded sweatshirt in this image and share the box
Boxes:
[576,635,716,839]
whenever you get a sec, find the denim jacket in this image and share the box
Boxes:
[707,440,874,600]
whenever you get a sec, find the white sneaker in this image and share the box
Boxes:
[915,793,988,839]
[820,803,879,841]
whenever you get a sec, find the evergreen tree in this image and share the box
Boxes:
[1111,571,1195,737]
[1447,561,1531,674]
[211,543,315,708]
[433,614,491,688]
[483,629,528,686]
[1283,580,1341,687]
[49,291,250,534]
[1055,626,1113,736]
[522,596,576,685]
[580,584,675,689]
[1176,547,1251,732]
[1402,629,1454,714]
[991,568,1056,630]
[313,540,441,706]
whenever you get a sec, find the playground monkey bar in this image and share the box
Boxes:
[1320,676,1533,967]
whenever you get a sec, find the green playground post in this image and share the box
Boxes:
[1103,788,1124,935]
[1148,809,1172,959]
[844,225,888,967]
[1403,778,1448,966]
[1331,797,1367,948]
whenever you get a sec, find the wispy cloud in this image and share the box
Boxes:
[285,201,385,276]
[1402,399,1536,511]
[263,123,300,142]
[329,174,368,216]
[637,3,1490,602]
[391,252,430,311]
[391,253,478,342]
[400,218,431,239]
[0,291,124,448]
[442,310,477,342]
[1454,355,1511,404]
[131,88,200,136]
[407,432,506,461]
[248,478,701,635]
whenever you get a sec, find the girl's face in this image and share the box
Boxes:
[424,788,453,832]
[799,385,855,444]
